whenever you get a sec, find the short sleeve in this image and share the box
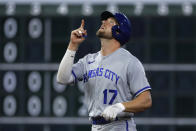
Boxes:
[127,59,151,98]
[72,57,86,81]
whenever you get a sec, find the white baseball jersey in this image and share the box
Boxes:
[72,48,151,117]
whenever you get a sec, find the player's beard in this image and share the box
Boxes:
[96,29,113,39]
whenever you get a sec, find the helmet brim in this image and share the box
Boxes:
[100,11,114,21]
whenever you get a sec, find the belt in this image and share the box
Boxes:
[91,116,119,125]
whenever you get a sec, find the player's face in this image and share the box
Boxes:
[96,17,117,39]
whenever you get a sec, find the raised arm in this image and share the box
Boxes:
[57,19,87,84]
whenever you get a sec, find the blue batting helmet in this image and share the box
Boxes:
[100,11,131,45]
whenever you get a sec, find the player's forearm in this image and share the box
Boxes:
[122,91,152,113]
[68,42,79,51]
[57,49,76,84]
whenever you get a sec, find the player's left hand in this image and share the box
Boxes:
[101,103,125,121]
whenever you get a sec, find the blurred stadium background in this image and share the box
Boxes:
[0,0,196,131]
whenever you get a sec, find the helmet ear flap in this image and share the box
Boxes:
[112,25,120,39]
[112,25,120,33]
[112,24,131,45]
[112,25,125,45]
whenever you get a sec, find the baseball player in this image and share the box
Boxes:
[57,11,152,131]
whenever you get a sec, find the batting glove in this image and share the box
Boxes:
[101,103,125,121]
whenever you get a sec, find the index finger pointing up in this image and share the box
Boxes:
[80,19,85,29]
